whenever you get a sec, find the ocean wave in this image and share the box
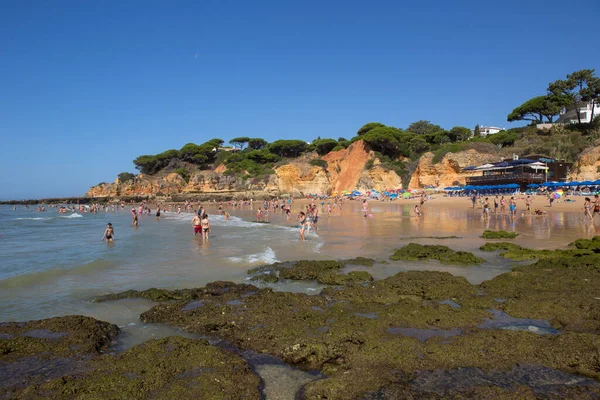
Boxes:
[60,213,83,219]
[0,259,114,289]
[227,247,278,265]
[14,217,52,221]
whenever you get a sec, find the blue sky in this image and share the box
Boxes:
[1,0,598,199]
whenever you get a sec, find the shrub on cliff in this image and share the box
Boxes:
[118,172,136,183]
[268,140,307,157]
[312,139,339,155]
[309,159,328,169]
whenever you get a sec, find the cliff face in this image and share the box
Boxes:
[409,150,502,189]
[86,140,403,198]
[568,145,600,181]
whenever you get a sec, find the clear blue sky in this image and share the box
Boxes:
[1,0,598,199]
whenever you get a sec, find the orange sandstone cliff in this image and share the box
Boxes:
[408,149,502,189]
[568,144,600,181]
[86,140,403,198]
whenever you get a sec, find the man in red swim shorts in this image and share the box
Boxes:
[192,214,202,236]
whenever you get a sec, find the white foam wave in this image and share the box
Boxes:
[15,217,52,221]
[60,213,83,219]
[228,247,278,265]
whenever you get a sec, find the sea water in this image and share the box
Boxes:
[1,201,597,323]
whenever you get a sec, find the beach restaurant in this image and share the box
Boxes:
[463,157,553,191]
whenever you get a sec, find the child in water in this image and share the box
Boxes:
[101,223,115,242]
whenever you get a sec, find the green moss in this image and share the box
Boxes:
[390,243,484,265]
[480,230,519,239]
[480,242,594,260]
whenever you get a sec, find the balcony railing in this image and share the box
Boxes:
[465,173,545,184]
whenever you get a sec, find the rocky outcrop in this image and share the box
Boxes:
[86,140,403,198]
[568,145,600,181]
[409,150,502,189]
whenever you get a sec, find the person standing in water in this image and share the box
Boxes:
[101,223,115,242]
[201,213,211,240]
[192,214,202,236]
[132,211,138,227]
[297,211,308,241]
[156,205,161,221]
[362,200,368,217]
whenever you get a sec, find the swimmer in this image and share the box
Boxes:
[101,223,115,242]
[224,211,230,221]
[201,213,211,240]
[156,207,161,220]
[192,213,202,236]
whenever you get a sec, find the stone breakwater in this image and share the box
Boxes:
[2,240,600,399]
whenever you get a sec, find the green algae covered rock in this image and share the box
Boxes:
[390,243,484,265]
[278,260,344,280]
[250,272,279,283]
[34,337,261,400]
[0,317,261,399]
[136,275,600,399]
[317,270,373,285]
[0,315,119,360]
[344,257,376,266]
[247,259,374,285]
[480,230,519,239]
[478,254,600,332]
[569,235,600,252]
[95,281,258,303]
[480,242,594,260]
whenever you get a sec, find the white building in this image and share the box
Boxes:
[473,126,504,137]
[556,101,600,124]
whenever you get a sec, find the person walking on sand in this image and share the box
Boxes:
[201,213,211,240]
[493,196,499,214]
[500,196,506,214]
[509,197,517,217]
[471,193,477,209]
[101,223,115,242]
[192,214,202,236]
[525,196,532,213]
[483,198,490,218]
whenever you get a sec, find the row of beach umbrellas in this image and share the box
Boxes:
[528,180,600,188]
